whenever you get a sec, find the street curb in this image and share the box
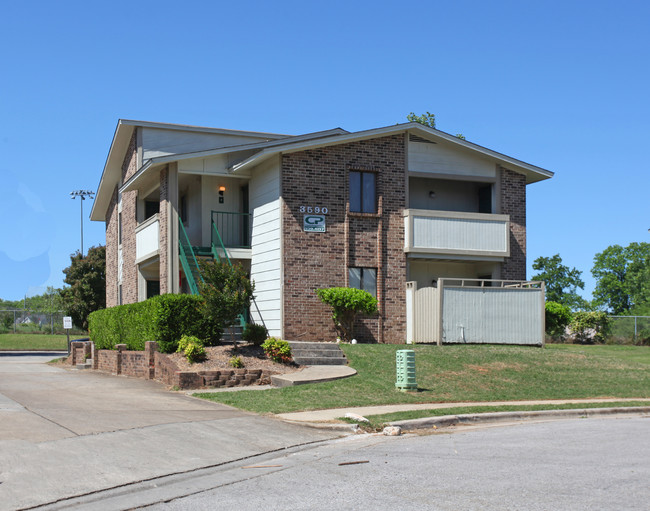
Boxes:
[279,420,360,433]
[389,406,650,431]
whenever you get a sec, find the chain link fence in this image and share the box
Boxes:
[0,310,85,335]
[607,316,650,345]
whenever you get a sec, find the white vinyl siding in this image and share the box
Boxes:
[249,157,282,336]
[409,140,496,178]
[141,128,270,160]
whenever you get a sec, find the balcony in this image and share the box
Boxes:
[403,209,509,259]
[135,215,160,262]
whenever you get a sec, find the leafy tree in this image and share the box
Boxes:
[198,260,253,344]
[591,242,650,314]
[316,287,378,342]
[61,246,106,330]
[545,301,573,340]
[532,254,587,310]
[407,112,465,139]
[407,111,436,128]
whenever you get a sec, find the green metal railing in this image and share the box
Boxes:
[177,214,264,330]
[179,219,203,295]
[211,211,251,249]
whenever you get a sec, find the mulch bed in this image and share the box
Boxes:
[169,343,301,374]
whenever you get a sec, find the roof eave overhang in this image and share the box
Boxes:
[90,121,135,222]
[230,122,554,183]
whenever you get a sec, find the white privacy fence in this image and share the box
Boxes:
[406,279,545,346]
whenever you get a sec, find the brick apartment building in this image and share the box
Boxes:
[91,120,552,345]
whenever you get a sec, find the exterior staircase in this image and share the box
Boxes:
[288,341,347,366]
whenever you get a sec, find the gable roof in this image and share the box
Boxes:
[230,122,553,184]
[91,120,553,222]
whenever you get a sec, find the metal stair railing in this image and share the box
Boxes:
[211,218,265,330]
[179,219,203,295]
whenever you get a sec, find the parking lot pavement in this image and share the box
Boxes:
[0,353,341,510]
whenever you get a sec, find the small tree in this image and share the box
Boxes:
[61,246,106,331]
[545,301,572,341]
[569,311,611,344]
[316,287,378,342]
[198,261,253,344]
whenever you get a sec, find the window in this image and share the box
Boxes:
[349,171,376,213]
[349,267,377,297]
[144,200,159,220]
[146,280,160,298]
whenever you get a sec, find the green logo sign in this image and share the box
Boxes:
[303,214,326,232]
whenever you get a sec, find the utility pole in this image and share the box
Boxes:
[70,190,95,256]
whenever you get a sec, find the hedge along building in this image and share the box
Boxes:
[91,120,553,345]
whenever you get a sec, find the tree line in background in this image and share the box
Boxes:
[534,242,650,344]
[0,245,106,333]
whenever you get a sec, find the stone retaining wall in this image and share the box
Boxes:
[67,340,276,390]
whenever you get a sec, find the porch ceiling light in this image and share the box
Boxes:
[219,185,226,192]
[429,191,436,198]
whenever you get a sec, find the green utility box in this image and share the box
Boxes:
[395,349,417,391]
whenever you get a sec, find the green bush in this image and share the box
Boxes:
[183,341,206,364]
[316,287,378,342]
[176,334,202,353]
[545,301,573,340]
[569,311,612,344]
[261,337,292,364]
[242,323,268,346]
[198,261,254,343]
[229,355,244,368]
[88,294,205,352]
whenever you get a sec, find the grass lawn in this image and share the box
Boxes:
[196,344,650,414]
[0,334,71,350]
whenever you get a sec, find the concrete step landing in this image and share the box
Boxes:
[288,342,347,366]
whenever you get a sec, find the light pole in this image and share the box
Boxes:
[70,190,94,256]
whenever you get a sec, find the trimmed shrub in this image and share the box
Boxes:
[261,337,292,364]
[242,323,268,346]
[316,287,378,342]
[88,294,205,353]
[545,301,573,340]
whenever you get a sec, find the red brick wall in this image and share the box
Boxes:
[500,167,527,280]
[281,134,407,343]
[105,187,119,307]
[120,131,139,303]
[159,167,170,294]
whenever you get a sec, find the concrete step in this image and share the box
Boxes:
[75,361,92,369]
[292,356,348,366]
[290,349,347,358]
[288,342,341,351]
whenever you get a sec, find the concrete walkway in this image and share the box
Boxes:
[271,365,356,387]
[275,397,650,422]
[0,352,342,510]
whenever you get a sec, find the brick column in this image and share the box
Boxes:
[115,344,127,375]
[500,167,527,280]
[145,341,158,379]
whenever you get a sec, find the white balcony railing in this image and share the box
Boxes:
[136,215,160,261]
[403,209,510,258]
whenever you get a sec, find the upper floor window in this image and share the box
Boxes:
[349,267,377,297]
[350,171,376,213]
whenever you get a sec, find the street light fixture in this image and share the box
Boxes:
[70,190,95,256]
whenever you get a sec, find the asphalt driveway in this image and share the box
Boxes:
[0,353,340,510]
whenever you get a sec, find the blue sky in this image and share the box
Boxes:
[1,0,649,302]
